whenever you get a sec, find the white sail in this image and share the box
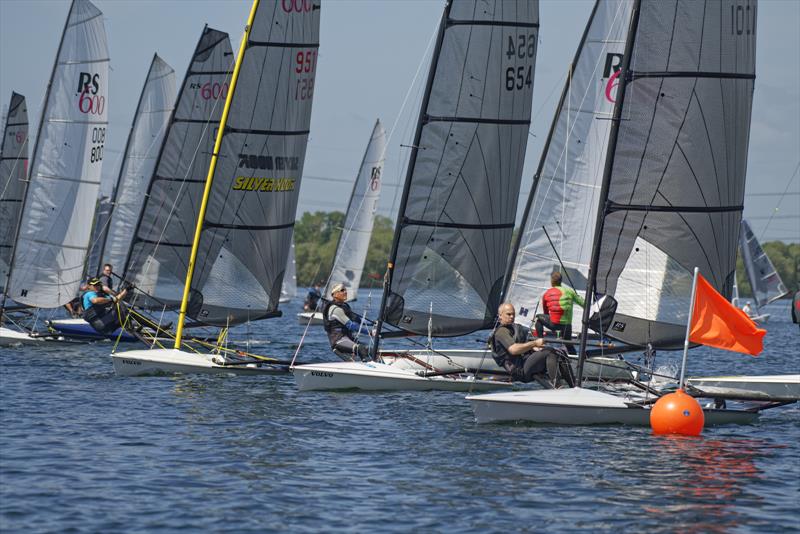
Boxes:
[0,92,28,294]
[326,119,386,299]
[100,55,176,273]
[506,1,633,332]
[7,0,109,308]
[281,237,298,302]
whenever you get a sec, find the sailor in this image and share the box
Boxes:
[489,302,574,387]
[534,271,584,353]
[81,277,128,335]
[322,282,372,362]
[98,263,117,296]
[742,301,753,316]
[304,282,322,311]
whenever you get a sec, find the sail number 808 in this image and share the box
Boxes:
[90,127,105,163]
[505,33,534,91]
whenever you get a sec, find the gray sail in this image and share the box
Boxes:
[124,27,233,310]
[0,92,28,294]
[101,55,176,274]
[381,0,539,336]
[84,195,112,278]
[739,218,788,308]
[591,0,757,349]
[188,1,321,325]
[8,0,109,308]
[506,1,633,331]
[326,119,386,300]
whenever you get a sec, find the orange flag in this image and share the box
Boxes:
[689,273,766,355]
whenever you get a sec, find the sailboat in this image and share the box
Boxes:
[292,0,539,391]
[296,118,386,325]
[111,0,321,376]
[0,92,39,345]
[467,0,796,425]
[0,0,108,345]
[734,218,789,323]
[280,237,297,303]
[47,54,176,342]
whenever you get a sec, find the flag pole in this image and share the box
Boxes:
[679,267,700,389]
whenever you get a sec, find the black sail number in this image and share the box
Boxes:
[505,33,534,91]
[731,0,756,35]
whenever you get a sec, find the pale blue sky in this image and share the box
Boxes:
[1,0,798,242]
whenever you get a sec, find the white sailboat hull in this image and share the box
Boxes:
[0,326,46,346]
[467,388,759,426]
[687,374,799,402]
[296,311,323,325]
[111,348,288,377]
[292,361,513,392]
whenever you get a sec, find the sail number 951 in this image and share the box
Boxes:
[505,34,534,91]
[295,49,317,100]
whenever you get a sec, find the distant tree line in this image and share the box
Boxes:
[293,211,799,298]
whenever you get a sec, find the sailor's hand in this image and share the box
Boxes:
[534,338,545,348]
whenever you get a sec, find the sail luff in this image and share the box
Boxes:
[175,0,260,348]
[371,4,451,358]
[576,0,642,383]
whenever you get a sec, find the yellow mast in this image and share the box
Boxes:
[174,0,260,349]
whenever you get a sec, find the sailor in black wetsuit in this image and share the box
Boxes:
[322,282,372,362]
[489,302,574,387]
[81,277,128,335]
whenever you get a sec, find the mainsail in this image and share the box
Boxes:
[0,92,28,294]
[123,27,233,309]
[580,0,757,353]
[100,54,176,273]
[325,119,386,300]
[377,0,539,337]
[7,0,109,308]
[739,218,788,308]
[179,0,321,326]
[505,0,633,332]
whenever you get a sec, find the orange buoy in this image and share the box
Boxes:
[650,389,705,436]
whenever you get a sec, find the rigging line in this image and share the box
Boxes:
[758,160,799,242]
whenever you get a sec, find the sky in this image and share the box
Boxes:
[1,0,798,243]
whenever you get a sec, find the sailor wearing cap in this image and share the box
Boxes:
[322,282,372,361]
[81,277,129,334]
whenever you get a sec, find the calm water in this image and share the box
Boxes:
[2,295,798,532]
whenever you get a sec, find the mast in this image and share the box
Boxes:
[500,1,601,302]
[575,0,641,384]
[0,1,75,319]
[174,0,260,348]
[97,54,159,268]
[121,32,210,280]
[370,3,451,359]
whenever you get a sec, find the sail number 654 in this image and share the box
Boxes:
[505,33,534,91]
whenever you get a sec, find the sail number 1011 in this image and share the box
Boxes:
[505,34,535,91]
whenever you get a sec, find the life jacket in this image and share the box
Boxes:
[322,300,357,347]
[488,323,527,368]
[82,299,120,335]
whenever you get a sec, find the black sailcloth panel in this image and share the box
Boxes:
[192,1,321,325]
[124,27,232,311]
[387,0,539,336]
[596,0,756,348]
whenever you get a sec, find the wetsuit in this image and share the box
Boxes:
[82,290,121,335]
[322,300,371,361]
[535,285,584,354]
[489,323,564,384]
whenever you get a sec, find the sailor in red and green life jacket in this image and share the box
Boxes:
[534,271,584,353]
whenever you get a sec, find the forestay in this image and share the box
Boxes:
[381,0,539,337]
[591,0,757,349]
[8,0,109,308]
[505,1,633,331]
[101,55,176,273]
[188,0,321,325]
[325,119,386,300]
[124,27,232,310]
[0,92,28,293]
[739,218,788,308]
